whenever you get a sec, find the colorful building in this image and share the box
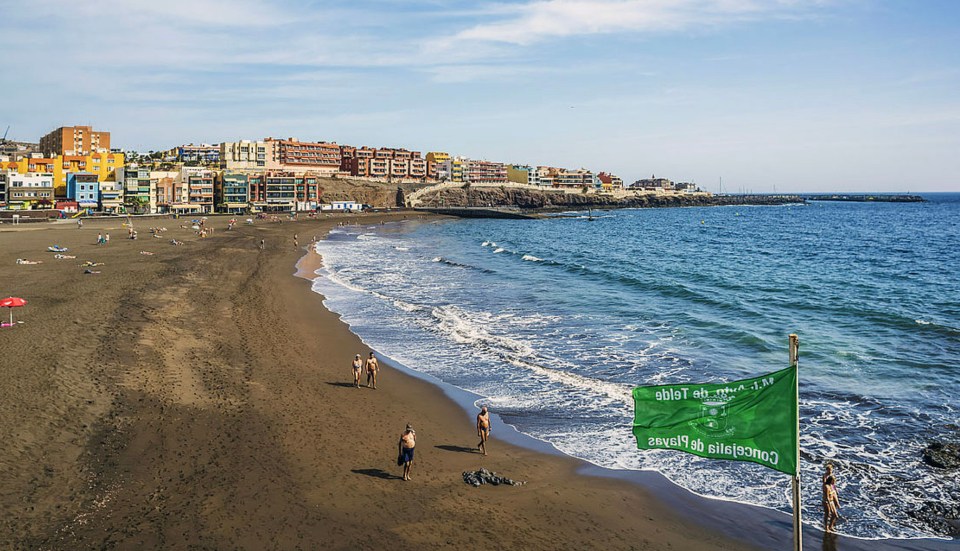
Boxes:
[1,152,124,197]
[66,172,100,209]
[39,125,110,156]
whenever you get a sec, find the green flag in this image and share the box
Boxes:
[632,365,798,476]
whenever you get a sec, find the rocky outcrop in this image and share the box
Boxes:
[909,501,960,537]
[414,186,803,210]
[923,442,960,469]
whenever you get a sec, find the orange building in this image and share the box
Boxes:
[266,137,341,173]
[39,126,111,156]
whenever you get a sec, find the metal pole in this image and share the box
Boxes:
[790,334,801,551]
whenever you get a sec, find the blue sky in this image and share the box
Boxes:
[1,0,958,192]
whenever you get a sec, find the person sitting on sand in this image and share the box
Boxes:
[352,354,363,388]
[365,352,379,389]
[398,424,416,481]
[16,258,43,265]
[477,405,492,456]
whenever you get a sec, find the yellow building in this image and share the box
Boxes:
[1,152,124,197]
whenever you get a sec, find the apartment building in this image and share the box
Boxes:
[151,171,179,212]
[179,143,221,164]
[507,165,543,187]
[220,140,279,170]
[39,125,110,156]
[425,152,449,181]
[217,173,250,213]
[466,160,508,184]
[0,172,7,205]
[66,172,100,209]
[268,138,341,174]
[596,172,624,190]
[249,171,320,212]
[120,164,154,212]
[5,172,55,208]
[181,167,215,213]
[630,177,673,191]
[552,168,596,189]
[340,146,427,181]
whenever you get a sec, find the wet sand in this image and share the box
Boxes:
[0,213,763,549]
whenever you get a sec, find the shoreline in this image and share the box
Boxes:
[297,216,958,551]
[0,213,953,549]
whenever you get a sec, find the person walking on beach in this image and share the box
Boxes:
[293,234,299,249]
[105,233,110,245]
[259,238,265,251]
[351,354,363,388]
[477,405,491,455]
[96,233,103,245]
[823,464,841,532]
[398,424,416,481]
[365,352,379,389]
[77,219,83,229]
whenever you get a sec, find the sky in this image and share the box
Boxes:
[1,0,958,192]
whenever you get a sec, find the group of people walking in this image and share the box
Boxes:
[350,352,493,481]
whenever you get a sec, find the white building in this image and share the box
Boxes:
[220,140,279,170]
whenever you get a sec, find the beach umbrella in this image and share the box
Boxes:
[0,296,27,326]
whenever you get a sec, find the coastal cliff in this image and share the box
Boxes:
[413,186,803,210]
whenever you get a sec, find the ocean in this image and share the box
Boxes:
[310,193,960,540]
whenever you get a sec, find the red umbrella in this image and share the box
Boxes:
[0,296,27,326]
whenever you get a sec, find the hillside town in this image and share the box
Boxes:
[0,125,704,214]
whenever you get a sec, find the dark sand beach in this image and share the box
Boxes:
[7,212,923,550]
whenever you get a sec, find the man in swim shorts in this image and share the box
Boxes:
[351,354,363,388]
[477,405,491,455]
[398,424,416,481]
[365,352,379,389]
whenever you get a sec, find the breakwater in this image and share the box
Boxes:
[804,194,925,202]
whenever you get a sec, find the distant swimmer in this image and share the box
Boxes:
[398,424,416,481]
[365,352,379,389]
[477,405,491,455]
[352,353,363,388]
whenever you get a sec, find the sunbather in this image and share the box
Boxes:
[139,251,154,255]
[54,254,77,259]
[16,258,43,265]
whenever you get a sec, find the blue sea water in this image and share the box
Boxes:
[311,193,960,540]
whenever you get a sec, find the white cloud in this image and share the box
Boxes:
[435,0,823,47]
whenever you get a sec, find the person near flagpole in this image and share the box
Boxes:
[823,464,841,532]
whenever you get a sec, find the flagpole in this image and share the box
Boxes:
[789,334,801,551]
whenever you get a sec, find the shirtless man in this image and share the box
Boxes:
[398,424,416,481]
[365,352,379,389]
[351,354,363,388]
[476,405,491,455]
